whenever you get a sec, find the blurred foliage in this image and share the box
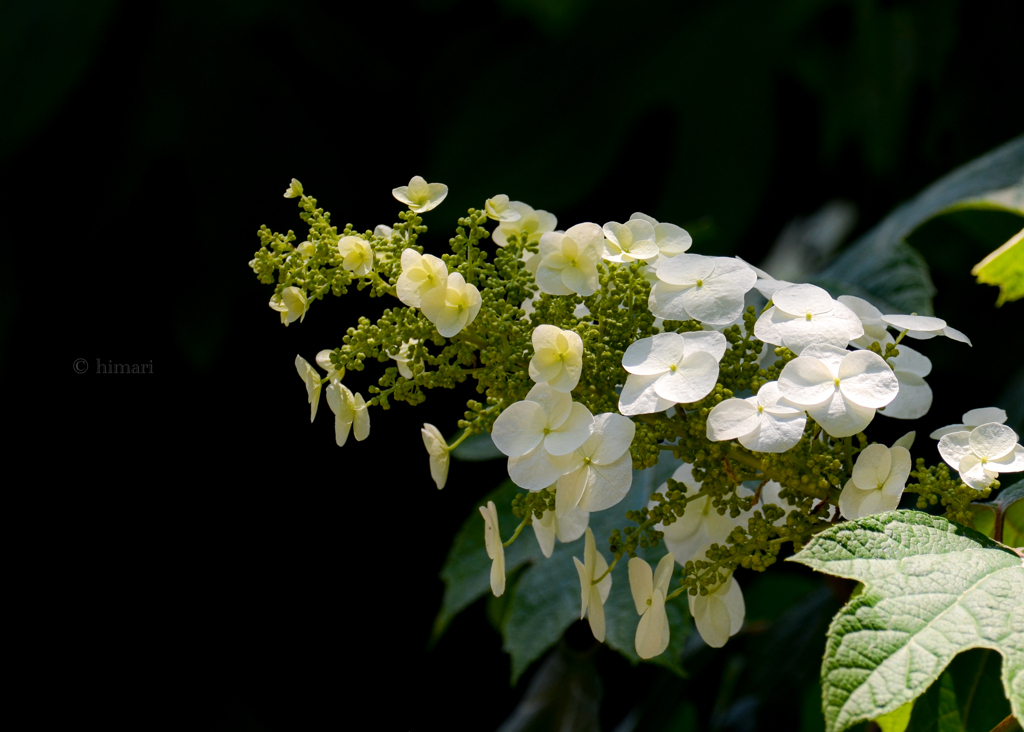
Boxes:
[973,228,1024,306]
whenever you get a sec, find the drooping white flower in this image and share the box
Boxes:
[337,235,374,276]
[325,382,369,446]
[754,284,864,354]
[392,175,448,213]
[629,213,692,257]
[837,295,894,348]
[396,249,448,308]
[878,345,932,420]
[535,223,604,296]
[388,339,419,379]
[315,349,344,384]
[532,506,589,559]
[573,527,612,642]
[705,381,807,453]
[602,219,661,263]
[420,272,482,338]
[556,413,636,516]
[777,344,899,437]
[628,553,675,659]
[929,407,1008,440]
[654,465,752,563]
[650,255,757,326]
[283,178,303,198]
[688,569,745,649]
[269,286,308,326]
[838,442,912,520]
[484,194,522,223]
[529,324,584,393]
[491,383,595,491]
[421,423,450,490]
[295,355,322,423]
[492,201,558,248]
[480,500,506,597]
[880,313,971,345]
[619,331,727,415]
[938,423,1024,490]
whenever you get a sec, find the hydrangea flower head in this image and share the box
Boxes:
[938,423,1024,489]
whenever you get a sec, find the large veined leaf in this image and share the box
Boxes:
[814,134,1024,315]
[789,510,1024,732]
[973,227,1024,306]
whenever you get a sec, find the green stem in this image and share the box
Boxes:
[592,556,619,584]
[842,436,854,474]
[502,513,530,547]
[448,427,474,451]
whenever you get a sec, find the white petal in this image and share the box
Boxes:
[969,422,1018,459]
[352,399,369,441]
[800,343,848,373]
[622,333,685,375]
[963,407,1007,427]
[536,263,573,296]
[929,424,968,440]
[544,402,595,456]
[941,325,971,345]
[508,444,578,491]
[884,446,912,495]
[619,373,676,416]
[525,382,573,426]
[533,511,556,558]
[937,431,973,471]
[677,274,750,324]
[574,557,590,619]
[491,400,546,457]
[628,557,654,614]
[805,392,876,438]
[892,431,916,450]
[838,350,900,409]
[987,445,1024,473]
[778,357,835,405]
[656,253,715,285]
[554,504,589,543]
[680,330,728,361]
[889,344,932,378]
[706,398,762,442]
[648,281,693,320]
[653,351,720,404]
[882,313,945,333]
[635,589,670,658]
[588,586,607,642]
[839,480,868,520]
[578,453,634,512]
[738,411,806,453]
[654,222,692,255]
[852,444,891,491]
[491,545,506,597]
[556,466,589,517]
[957,454,996,490]
[880,372,932,420]
[584,412,636,465]
[690,592,732,648]
[774,284,835,315]
[723,576,745,636]
[758,381,804,415]
[837,294,884,323]
[653,553,675,596]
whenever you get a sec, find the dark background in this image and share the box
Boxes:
[5,0,1022,730]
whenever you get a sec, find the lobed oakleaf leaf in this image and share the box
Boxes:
[788,510,1024,732]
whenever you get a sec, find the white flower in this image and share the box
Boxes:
[880,313,971,345]
[268,286,308,326]
[536,223,604,296]
[938,423,1024,490]
[337,235,374,276]
[629,213,692,256]
[628,553,675,659]
[619,331,727,415]
[484,194,522,222]
[736,257,793,299]
[754,284,864,354]
[654,465,751,563]
[778,344,899,437]
[650,254,757,325]
[480,500,506,597]
[838,442,912,520]
[420,424,450,490]
[373,224,394,239]
[705,381,807,453]
[492,201,558,248]
[295,240,315,261]
[392,175,448,213]
[283,178,303,198]
[929,407,1008,440]
[295,355,322,423]
[602,219,661,263]
[688,569,745,648]
[420,272,482,338]
[325,382,369,446]
[314,349,344,384]
[491,383,595,491]
[529,324,584,393]
[837,295,894,348]
[556,413,636,516]
[388,339,419,379]
[532,506,589,559]
[878,345,932,420]
[396,249,448,308]
[573,527,612,642]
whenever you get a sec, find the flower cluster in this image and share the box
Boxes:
[249,177,1018,659]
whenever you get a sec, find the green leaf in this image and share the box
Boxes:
[815,134,1024,315]
[788,510,1024,732]
[970,480,1024,548]
[973,228,1024,306]
[875,700,913,732]
[904,649,1013,732]
[905,672,963,732]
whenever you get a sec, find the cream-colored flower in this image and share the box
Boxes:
[420,272,482,338]
[325,382,369,447]
[688,570,745,648]
[535,223,604,296]
[529,324,584,392]
[392,175,448,213]
[268,286,308,326]
[532,506,589,558]
[337,235,374,276]
[421,423,450,490]
[397,250,448,308]
[838,442,912,520]
[485,194,522,223]
[573,527,612,641]
[295,355,322,423]
[492,201,558,248]
[628,553,675,659]
[283,178,303,198]
[388,339,419,379]
[480,500,506,597]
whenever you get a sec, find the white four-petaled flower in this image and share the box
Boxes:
[420,272,482,338]
[688,567,745,649]
[532,506,589,558]
[492,201,558,248]
[491,383,595,490]
[536,223,604,296]
[602,219,660,263]
[705,381,807,453]
[556,413,636,516]
[480,500,505,597]
[778,344,899,437]
[628,553,675,659]
[879,344,932,420]
[283,178,303,198]
[421,423,450,490]
[392,175,448,213]
[325,382,369,446]
[838,441,912,520]
[755,284,864,354]
[529,324,584,393]
[629,213,692,257]
[269,286,308,326]
[573,527,612,642]
[619,331,727,415]
[929,407,1008,440]
[337,235,374,276]
[938,423,1024,490]
[484,194,522,222]
[396,250,448,308]
[650,254,757,326]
